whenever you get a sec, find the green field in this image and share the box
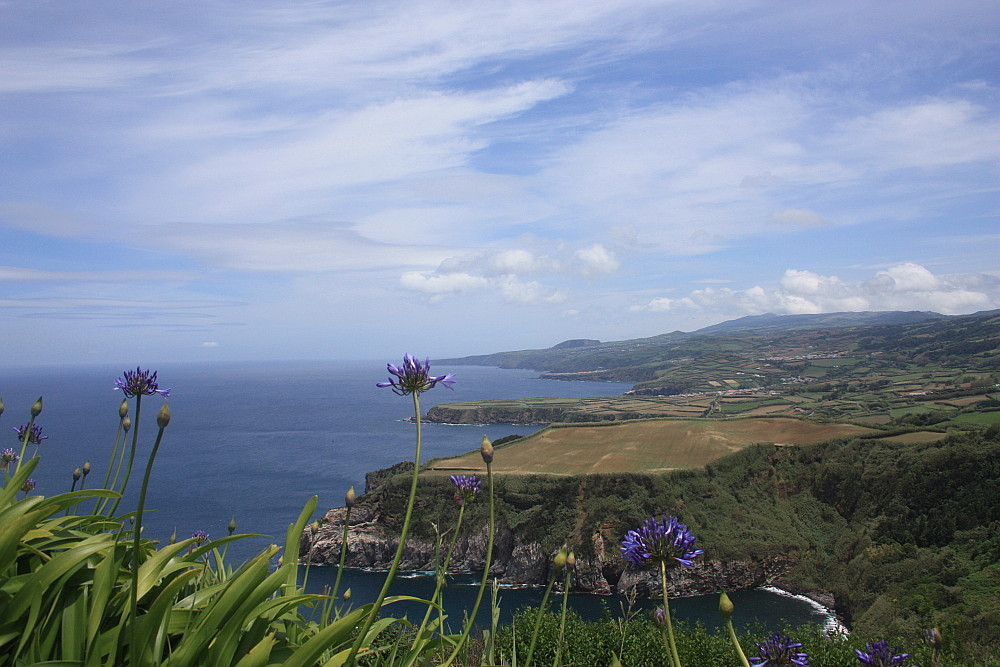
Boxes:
[426,417,874,475]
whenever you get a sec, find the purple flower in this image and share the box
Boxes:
[450,474,482,504]
[750,632,810,666]
[620,515,703,569]
[114,367,171,398]
[855,640,916,667]
[21,478,37,493]
[376,354,455,396]
[13,424,47,445]
[191,530,210,544]
[0,448,17,470]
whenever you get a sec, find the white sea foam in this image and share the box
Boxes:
[759,586,848,635]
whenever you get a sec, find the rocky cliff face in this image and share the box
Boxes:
[302,503,797,598]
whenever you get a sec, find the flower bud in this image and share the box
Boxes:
[31,396,43,417]
[719,591,734,621]
[653,606,667,628]
[0,397,5,418]
[609,652,622,667]
[119,398,128,420]
[566,551,577,570]
[480,435,494,464]
[310,520,321,534]
[73,467,82,481]
[82,460,91,476]
[228,516,237,535]
[168,528,177,545]
[123,416,132,432]
[343,588,352,601]
[553,548,568,571]
[157,402,171,428]
[925,627,942,649]
[346,486,356,507]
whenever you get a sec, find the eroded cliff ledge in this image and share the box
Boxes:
[301,503,797,598]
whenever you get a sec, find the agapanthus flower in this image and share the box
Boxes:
[21,478,37,494]
[450,474,482,504]
[620,515,703,569]
[0,448,17,470]
[855,640,916,667]
[376,354,455,396]
[13,424,47,445]
[114,367,171,398]
[191,530,209,544]
[750,632,810,666]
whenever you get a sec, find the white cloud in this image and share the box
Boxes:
[574,244,620,276]
[769,209,829,228]
[498,275,566,304]
[638,264,999,317]
[399,271,488,294]
[200,341,220,348]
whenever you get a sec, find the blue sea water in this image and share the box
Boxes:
[0,360,837,632]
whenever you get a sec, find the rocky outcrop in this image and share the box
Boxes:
[302,503,798,598]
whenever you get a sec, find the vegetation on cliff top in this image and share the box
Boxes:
[361,428,1000,661]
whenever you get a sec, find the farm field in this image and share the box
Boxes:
[425,417,876,475]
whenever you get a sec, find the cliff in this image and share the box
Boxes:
[302,502,796,598]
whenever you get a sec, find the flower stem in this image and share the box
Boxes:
[553,565,572,667]
[128,417,166,663]
[109,395,142,517]
[346,392,425,665]
[330,504,353,605]
[524,561,558,667]
[725,617,752,667]
[660,559,682,667]
[440,459,495,667]
[13,414,36,474]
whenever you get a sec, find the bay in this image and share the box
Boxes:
[0,359,836,632]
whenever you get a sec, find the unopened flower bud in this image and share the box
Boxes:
[0,397,5,418]
[653,606,667,628]
[566,551,576,570]
[168,528,177,544]
[553,548,568,571]
[719,591,734,620]
[343,588,351,601]
[346,486,356,507]
[310,520,321,534]
[228,516,237,535]
[82,460,91,476]
[123,416,132,432]
[119,398,128,420]
[609,652,622,667]
[480,435,494,464]
[157,402,171,428]
[925,627,942,649]
[73,467,82,481]
[31,397,43,417]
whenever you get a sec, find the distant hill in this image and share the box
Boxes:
[439,310,1000,393]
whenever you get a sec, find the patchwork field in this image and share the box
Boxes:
[425,417,876,476]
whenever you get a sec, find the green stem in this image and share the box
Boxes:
[346,392,425,665]
[330,504,353,604]
[660,560,682,667]
[524,563,558,667]
[94,418,125,514]
[13,414,36,474]
[553,566,571,667]
[414,504,465,647]
[128,419,166,663]
[109,395,142,517]
[725,618,751,667]
[440,460,496,667]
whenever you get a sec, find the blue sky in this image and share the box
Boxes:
[2,0,998,365]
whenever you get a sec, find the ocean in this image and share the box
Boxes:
[0,359,838,632]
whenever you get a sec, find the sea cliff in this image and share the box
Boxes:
[301,502,799,598]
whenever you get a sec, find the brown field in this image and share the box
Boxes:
[425,417,875,476]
